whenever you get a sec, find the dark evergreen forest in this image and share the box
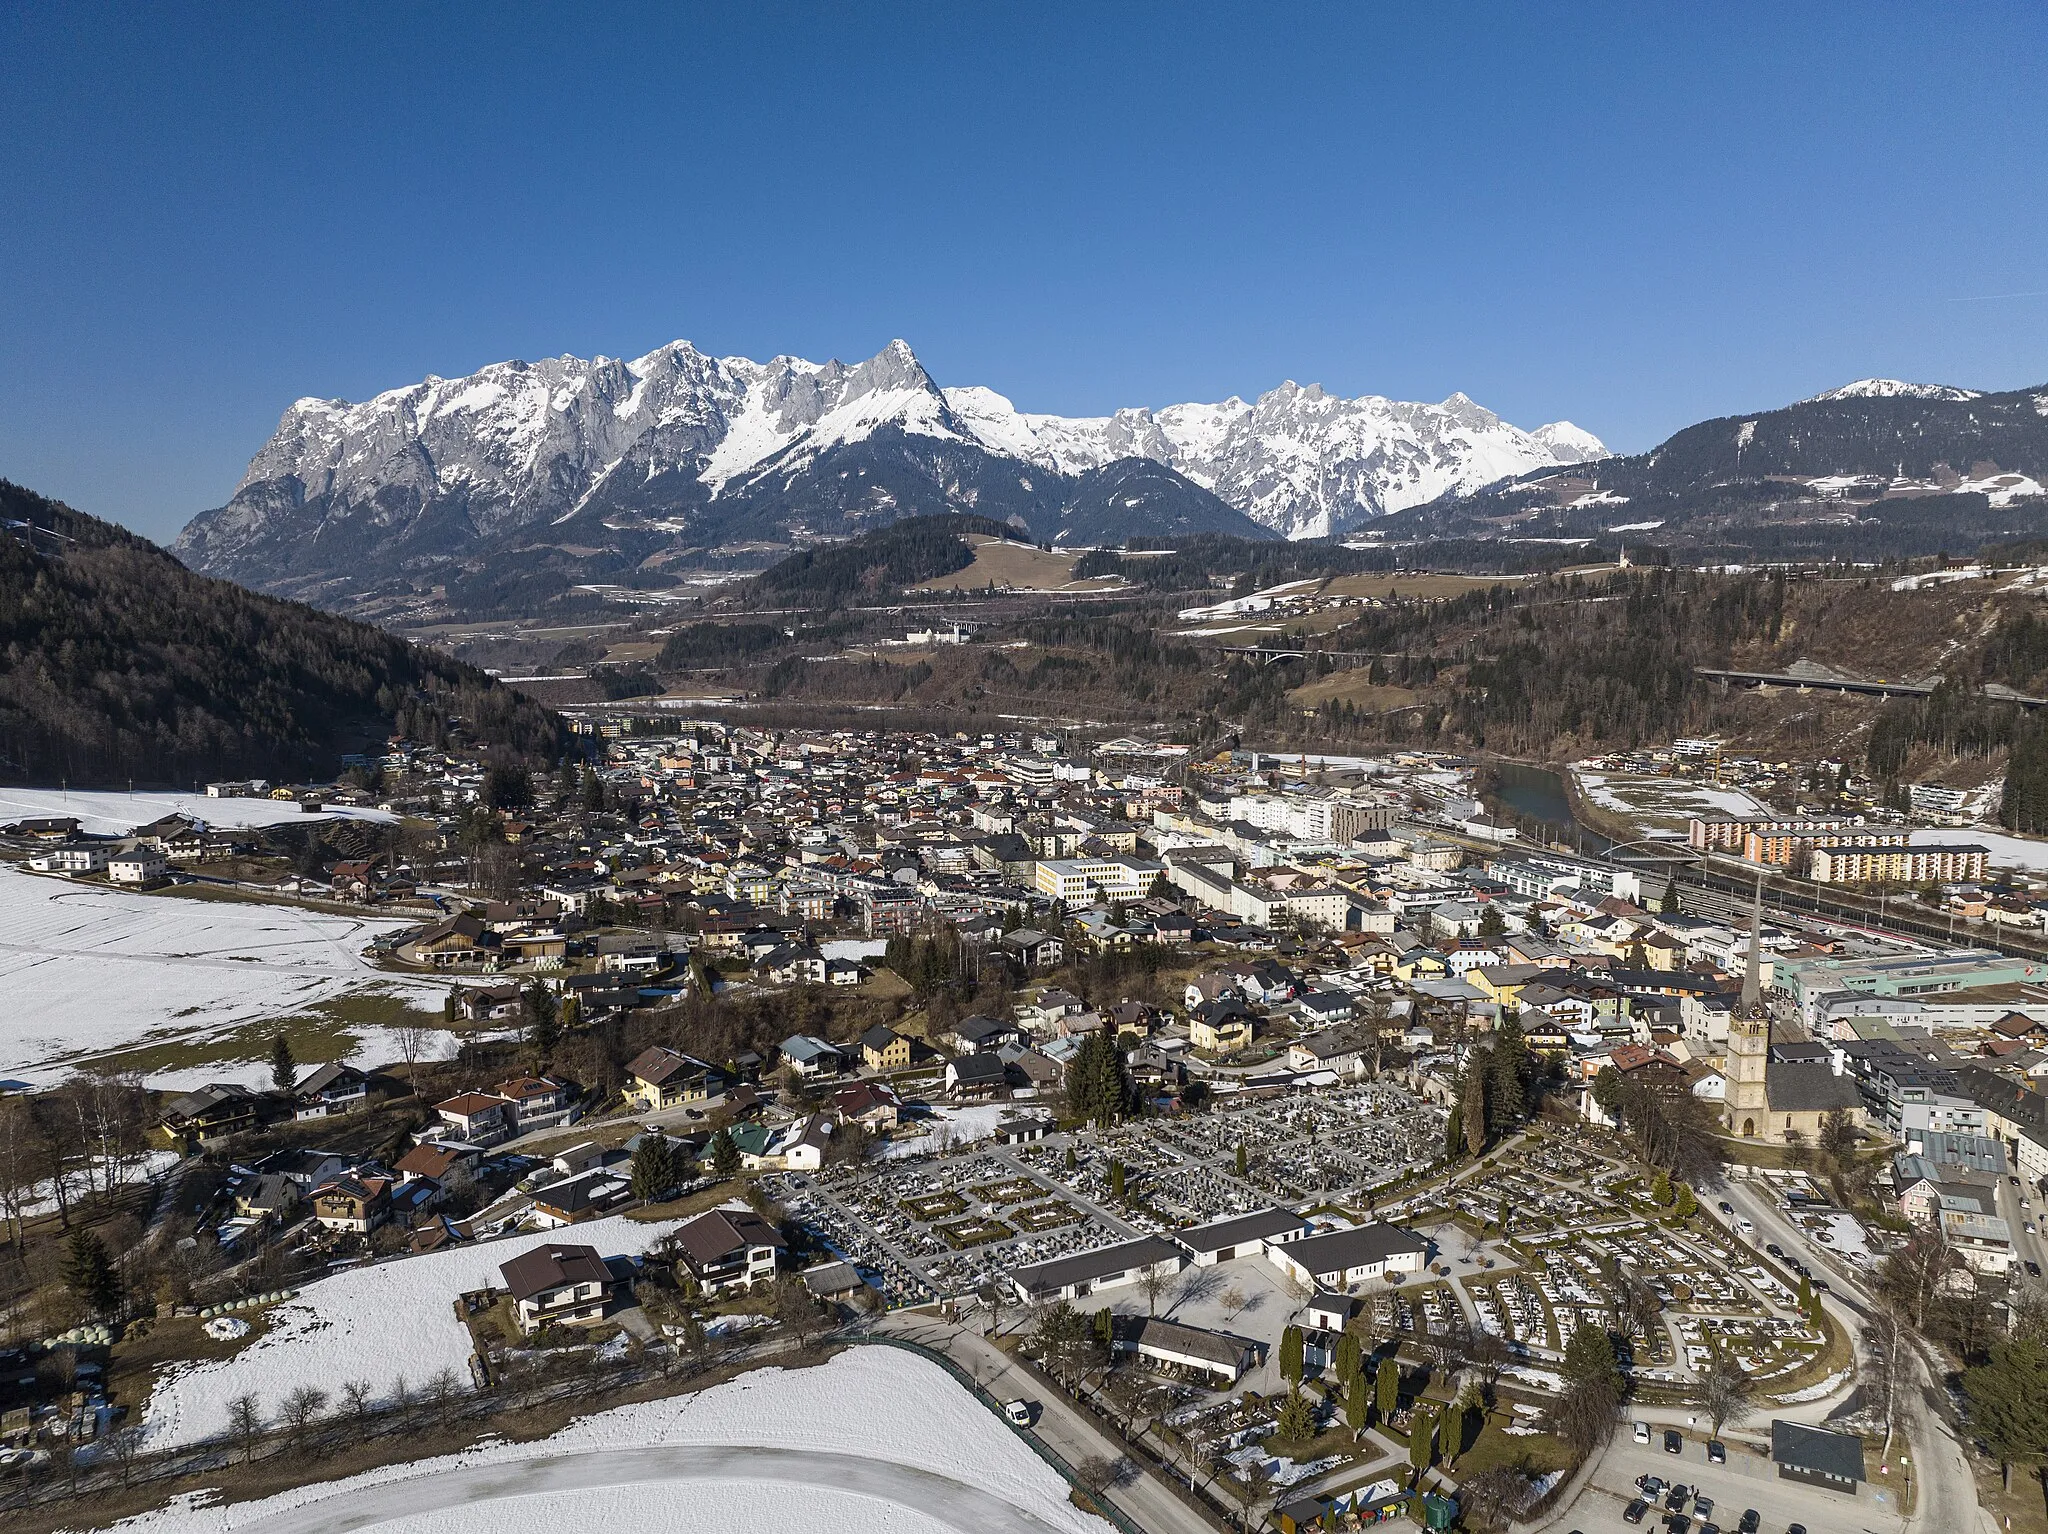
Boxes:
[0,480,562,787]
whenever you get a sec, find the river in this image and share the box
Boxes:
[1484,760,1617,851]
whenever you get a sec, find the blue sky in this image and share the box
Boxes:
[4,2,2046,542]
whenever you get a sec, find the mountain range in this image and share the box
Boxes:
[1382,377,2048,562]
[171,338,1603,606]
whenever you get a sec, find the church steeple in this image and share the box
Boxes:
[1725,871,1772,1135]
[1740,872,1763,1014]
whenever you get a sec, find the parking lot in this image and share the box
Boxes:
[1556,1430,1903,1534]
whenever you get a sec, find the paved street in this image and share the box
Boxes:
[875,1313,1219,1534]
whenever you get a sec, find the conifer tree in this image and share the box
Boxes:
[269,1031,296,1094]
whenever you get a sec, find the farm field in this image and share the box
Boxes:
[119,1348,1099,1534]
[1286,671,1423,711]
[0,865,448,1087]
[1571,768,1770,836]
[139,1214,685,1450]
[0,787,396,836]
[912,534,1125,593]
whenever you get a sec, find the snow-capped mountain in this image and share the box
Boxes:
[944,382,1604,539]
[1800,378,1983,404]
[175,337,1604,597]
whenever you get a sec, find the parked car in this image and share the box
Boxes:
[1694,1496,1714,1518]
[1764,1242,1784,1258]
[2027,1260,2042,1278]
[1003,1399,1035,1426]
[1664,1428,1684,1454]
[1624,1501,1650,1525]
[1635,1421,1652,1443]
[1737,1511,1760,1534]
[1707,1440,1726,1464]
[1718,1200,1734,1215]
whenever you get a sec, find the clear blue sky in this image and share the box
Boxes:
[4,2,2046,542]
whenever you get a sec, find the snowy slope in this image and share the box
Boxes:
[140,1215,685,1449]
[944,381,1606,538]
[179,339,1608,581]
[1800,378,1983,403]
[0,864,445,1085]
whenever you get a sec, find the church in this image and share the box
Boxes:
[1723,892,1863,1143]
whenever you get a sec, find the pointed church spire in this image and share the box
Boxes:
[1740,872,1764,1013]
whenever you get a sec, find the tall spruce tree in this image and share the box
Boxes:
[269,1031,296,1094]
[62,1229,122,1318]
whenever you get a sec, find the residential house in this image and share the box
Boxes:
[107,850,168,886]
[434,1091,515,1145]
[494,1075,581,1132]
[310,1172,393,1234]
[402,912,492,967]
[624,1045,723,1110]
[670,1207,786,1293]
[950,1015,1026,1053]
[292,1063,371,1120]
[1000,928,1065,969]
[530,1167,634,1228]
[394,1141,481,1192]
[947,1052,1010,1098]
[1285,1029,1368,1077]
[831,1081,904,1130]
[778,1035,847,1080]
[500,1243,615,1333]
[160,1083,264,1143]
[1190,997,1255,1055]
[860,1025,911,1071]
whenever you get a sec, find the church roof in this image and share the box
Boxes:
[1765,1061,1862,1114]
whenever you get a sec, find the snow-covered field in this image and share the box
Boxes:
[1911,823,2048,873]
[0,865,446,1086]
[1573,768,1769,833]
[119,1349,1100,1534]
[141,1215,681,1450]
[0,788,394,836]
[878,1103,1017,1160]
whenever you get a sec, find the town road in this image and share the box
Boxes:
[875,1313,1219,1534]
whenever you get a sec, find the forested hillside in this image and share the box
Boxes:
[0,479,562,786]
[1389,380,2048,561]
[746,515,1016,605]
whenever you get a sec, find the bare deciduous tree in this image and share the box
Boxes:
[1137,1263,1173,1318]
[228,1393,263,1462]
[341,1378,374,1436]
[279,1385,329,1449]
[1698,1348,1755,1439]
